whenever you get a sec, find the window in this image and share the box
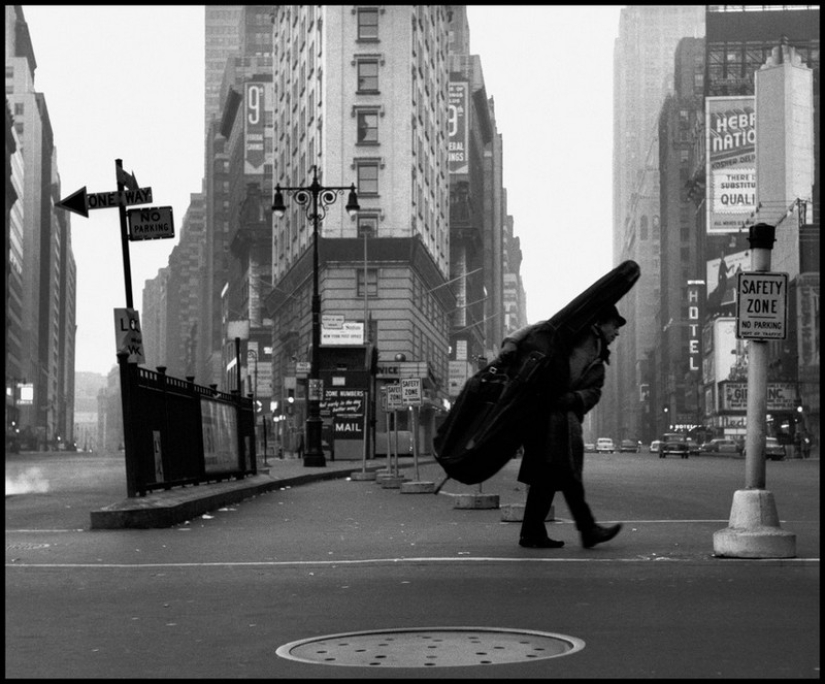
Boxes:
[357,7,379,40]
[357,268,378,297]
[357,59,379,92]
[358,214,379,237]
[357,162,379,195]
[356,110,378,143]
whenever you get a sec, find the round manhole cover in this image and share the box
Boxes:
[276,627,584,667]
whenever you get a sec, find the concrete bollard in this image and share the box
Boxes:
[713,489,796,558]
[400,481,436,494]
[500,503,554,522]
[453,492,499,509]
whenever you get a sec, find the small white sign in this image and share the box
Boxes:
[736,271,788,340]
[401,378,422,407]
[386,384,403,411]
[114,308,145,364]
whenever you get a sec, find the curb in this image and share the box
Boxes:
[89,458,437,530]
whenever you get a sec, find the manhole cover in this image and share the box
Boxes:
[276,627,584,667]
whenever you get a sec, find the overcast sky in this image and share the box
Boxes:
[21,5,623,377]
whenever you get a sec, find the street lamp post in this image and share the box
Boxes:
[272,166,359,467]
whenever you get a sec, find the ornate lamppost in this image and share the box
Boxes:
[272,166,359,467]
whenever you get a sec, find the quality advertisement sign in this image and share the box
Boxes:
[705,97,756,235]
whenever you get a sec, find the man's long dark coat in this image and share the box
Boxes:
[507,323,606,488]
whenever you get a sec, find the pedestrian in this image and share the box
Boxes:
[499,304,626,549]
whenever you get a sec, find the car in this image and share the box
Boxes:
[619,439,640,453]
[701,438,741,454]
[764,437,786,461]
[686,439,701,456]
[595,438,615,453]
[649,440,661,453]
[584,442,596,453]
[660,432,689,459]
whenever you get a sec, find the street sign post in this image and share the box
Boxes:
[126,206,174,241]
[736,271,788,340]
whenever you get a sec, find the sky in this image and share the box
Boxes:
[21,5,623,377]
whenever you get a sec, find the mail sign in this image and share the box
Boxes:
[127,206,175,241]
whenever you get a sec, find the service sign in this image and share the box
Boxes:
[736,271,788,340]
[127,206,175,241]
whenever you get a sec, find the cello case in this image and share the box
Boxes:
[434,260,641,486]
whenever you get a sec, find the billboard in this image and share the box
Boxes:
[244,82,266,175]
[705,97,756,234]
[448,82,469,175]
[706,247,750,314]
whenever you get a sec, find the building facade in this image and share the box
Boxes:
[5,5,76,450]
[604,5,706,444]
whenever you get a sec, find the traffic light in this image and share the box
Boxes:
[286,389,295,415]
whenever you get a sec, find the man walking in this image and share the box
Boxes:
[501,304,626,549]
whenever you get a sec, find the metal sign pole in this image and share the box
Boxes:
[115,159,134,309]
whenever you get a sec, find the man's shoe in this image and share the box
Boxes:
[581,523,622,549]
[519,536,565,549]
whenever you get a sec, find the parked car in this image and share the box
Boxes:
[660,432,689,459]
[595,438,615,453]
[701,438,741,454]
[619,439,640,453]
[649,440,661,453]
[764,437,786,461]
[584,442,596,453]
[686,439,701,456]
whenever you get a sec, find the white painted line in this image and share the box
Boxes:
[5,556,819,569]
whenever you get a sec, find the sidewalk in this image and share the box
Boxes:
[89,453,433,530]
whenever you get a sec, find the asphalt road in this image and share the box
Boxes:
[5,451,820,678]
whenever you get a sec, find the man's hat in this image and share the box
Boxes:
[598,304,627,327]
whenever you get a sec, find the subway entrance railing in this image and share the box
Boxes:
[118,354,257,497]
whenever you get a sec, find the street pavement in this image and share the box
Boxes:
[5,449,820,678]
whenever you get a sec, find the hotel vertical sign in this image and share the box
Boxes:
[686,280,705,372]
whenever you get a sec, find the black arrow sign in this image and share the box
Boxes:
[56,186,88,218]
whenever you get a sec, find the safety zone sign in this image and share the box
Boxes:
[127,206,175,241]
[736,271,788,340]
[401,378,422,407]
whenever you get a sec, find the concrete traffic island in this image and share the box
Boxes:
[400,480,436,494]
[713,489,796,558]
[452,492,500,509]
[350,470,377,481]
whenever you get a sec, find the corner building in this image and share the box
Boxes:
[265,6,453,455]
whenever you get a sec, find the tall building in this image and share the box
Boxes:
[644,6,820,451]
[603,5,705,443]
[264,5,454,455]
[654,36,706,440]
[205,6,244,134]
[5,99,25,442]
[5,5,76,449]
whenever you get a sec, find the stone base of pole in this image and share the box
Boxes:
[453,493,499,509]
[501,503,555,522]
[400,481,436,494]
[350,470,377,481]
[380,475,408,489]
[713,489,796,558]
